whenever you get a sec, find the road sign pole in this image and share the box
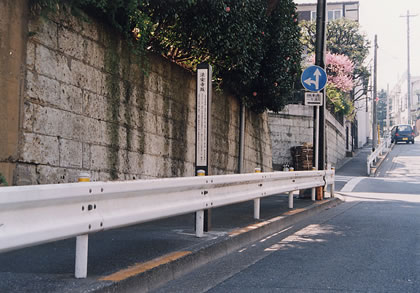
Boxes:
[315,105,319,169]
[315,0,327,171]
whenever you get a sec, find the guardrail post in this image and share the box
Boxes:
[75,235,89,278]
[311,167,316,201]
[196,170,205,237]
[195,210,204,237]
[75,173,90,278]
[288,191,294,209]
[254,168,261,219]
[330,167,335,198]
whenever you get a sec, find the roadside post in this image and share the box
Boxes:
[75,172,90,278]
[195,63,212,235]
[254,167,261,219]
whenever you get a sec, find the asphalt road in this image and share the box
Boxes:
[153,140,420,292]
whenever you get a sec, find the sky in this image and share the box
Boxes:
[294,0,420,91]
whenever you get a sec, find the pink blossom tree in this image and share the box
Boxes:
[306,52,355,117]
[325,52,354,92]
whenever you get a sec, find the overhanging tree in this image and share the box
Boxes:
[33,0,303,113]
[300,18,371,105]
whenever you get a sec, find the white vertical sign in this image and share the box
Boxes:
[196,68,208,166]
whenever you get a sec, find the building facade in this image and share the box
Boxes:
[296,1,360,22]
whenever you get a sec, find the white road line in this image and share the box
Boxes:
[341,177,365,192]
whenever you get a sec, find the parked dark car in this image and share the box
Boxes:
[391,124,415,144]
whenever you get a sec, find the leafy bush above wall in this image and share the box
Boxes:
[30,0,302,113]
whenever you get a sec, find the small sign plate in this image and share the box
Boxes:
[305,92,323,106]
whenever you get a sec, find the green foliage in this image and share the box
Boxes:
[30,0,152,60]
[300,18,370,118]
[31,0,302,113]
[300,19,370,85]
[0,173,8,186]
[326,84,355,119]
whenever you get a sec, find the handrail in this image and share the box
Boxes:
[367,137,392,175]
[0,170,334,277]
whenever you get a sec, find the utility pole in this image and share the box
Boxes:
[314,0,327,170]
[372,35,378,151]
[386,84,390,136]
[401,11,417,125]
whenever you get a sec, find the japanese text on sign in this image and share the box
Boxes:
[196,69,208,166]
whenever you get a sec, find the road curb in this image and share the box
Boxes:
[95,197,342,293]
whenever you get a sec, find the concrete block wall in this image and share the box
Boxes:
[268,105,313,170]
[269,104,349,170]
[5,5,272,185]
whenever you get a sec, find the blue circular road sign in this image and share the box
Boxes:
[301,65,327,92]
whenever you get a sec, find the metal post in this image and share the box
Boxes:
[372,35,378,151]
[311,167,316,201]
[254,199,260,220]
[386,84,390,136]
[315,106,319,169]
[75,235,88,278]
[315,0,327,170]
[75,172,90,279]
[254,167,261,219]
[288,191,294,209]
[195,210,204,238]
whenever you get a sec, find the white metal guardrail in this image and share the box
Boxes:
[0,170,334,278]
[367,136,392,175]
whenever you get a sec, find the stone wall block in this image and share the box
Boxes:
[71,60,99,93]
[35,45,67,82]
[58,26,85,60]
[33,106,83,140]
[83,118,106,145]
[22,101,34,132]
[83,93,107,121]
[21,133,59,166]
[60,83,83,114]
[28,17,58,49]
[59,138,82,168]
[14,164,38,186]
[36,165,67,184]
[26,70,60,105]
[90,145,109,171]
[82,143,91,169]
[26,41,36,70]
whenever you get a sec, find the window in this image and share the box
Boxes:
[312,9,342,22]
[328,9,342,21]
[311,11,316,21]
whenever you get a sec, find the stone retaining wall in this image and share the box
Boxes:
[269,104,348,170]
[0,3,272,185]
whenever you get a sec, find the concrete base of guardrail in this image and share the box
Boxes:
[95,197,341,293]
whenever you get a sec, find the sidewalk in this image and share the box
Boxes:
[0,192,339,293]
[336,144,372,177]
